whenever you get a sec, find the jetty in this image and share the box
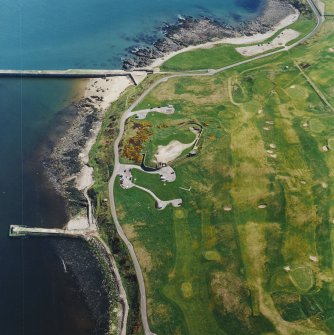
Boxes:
[0,69,153,85]
[9,225,95,238]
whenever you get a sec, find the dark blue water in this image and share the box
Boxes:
[0,0,263,70]
[0,78,97,334]
[0,1,264,334]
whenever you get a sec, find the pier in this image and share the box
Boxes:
[9,225,95,238]
[0,69,153,85]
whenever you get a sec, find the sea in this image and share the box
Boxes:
[0,0,263,334]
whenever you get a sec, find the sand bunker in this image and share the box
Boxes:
[224,206,232,212]
[154,139,195,164]
[236,29,300,57]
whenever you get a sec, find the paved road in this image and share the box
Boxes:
[108,1,323,334]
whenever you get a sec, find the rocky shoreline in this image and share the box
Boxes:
[37,77,134,335]
[41,93,104,218]
[40,77,133,223]
[123,0,307,69]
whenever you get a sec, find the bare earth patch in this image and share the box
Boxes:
[135,245,153,272]
[123,224,137,239]
[181,282,193,298]
[211,272,251,325]
[236,29,300,57]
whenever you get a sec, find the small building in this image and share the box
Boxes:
[188,150,197,157]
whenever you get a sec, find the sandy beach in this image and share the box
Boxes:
[149,9,299,69]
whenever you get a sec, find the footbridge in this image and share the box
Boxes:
[0,69,153,85]
[9,225,95,238]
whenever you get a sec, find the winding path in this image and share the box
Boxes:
[107,1,323,334]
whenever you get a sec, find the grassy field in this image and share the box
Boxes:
[160,12,316,72]
[323,0,334,14]
[160,44,245,72]
[107,18,334,335]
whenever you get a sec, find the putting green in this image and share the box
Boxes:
[289,266,314,293]
[310,118,325,133]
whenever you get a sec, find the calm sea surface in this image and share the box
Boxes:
[0,0,263,70]
[0,1,263,334]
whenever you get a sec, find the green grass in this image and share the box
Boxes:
[286,16,317,45]
[111,19,334,335]
[310,118,326,133]
[161,44,245,72]
[289,266,314,292]
[323,0,334,14]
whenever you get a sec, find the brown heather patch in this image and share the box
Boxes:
[282,233,314,262]
[155,303,171,319]
[168,269,176,280]
[211,271,251,323]
[285,193,319,228]
[123,224,137,240]
[135,245,153,273]
[115,203,126,220]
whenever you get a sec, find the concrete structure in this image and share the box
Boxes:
[133,184,182,210]
[0,69,152,85]
[9,225,95,238]
[117,163,176,184]
[126,105,175,120]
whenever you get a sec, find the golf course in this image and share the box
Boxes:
[89,1,334,334]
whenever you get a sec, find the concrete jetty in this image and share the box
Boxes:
[9,225,95,238]
[0,69,153,85]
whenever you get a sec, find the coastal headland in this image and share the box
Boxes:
[10,0,326,334]
[123,0,308,69]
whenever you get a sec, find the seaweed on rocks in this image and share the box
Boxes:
[52,237,120,335]
[40,95,104,217]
